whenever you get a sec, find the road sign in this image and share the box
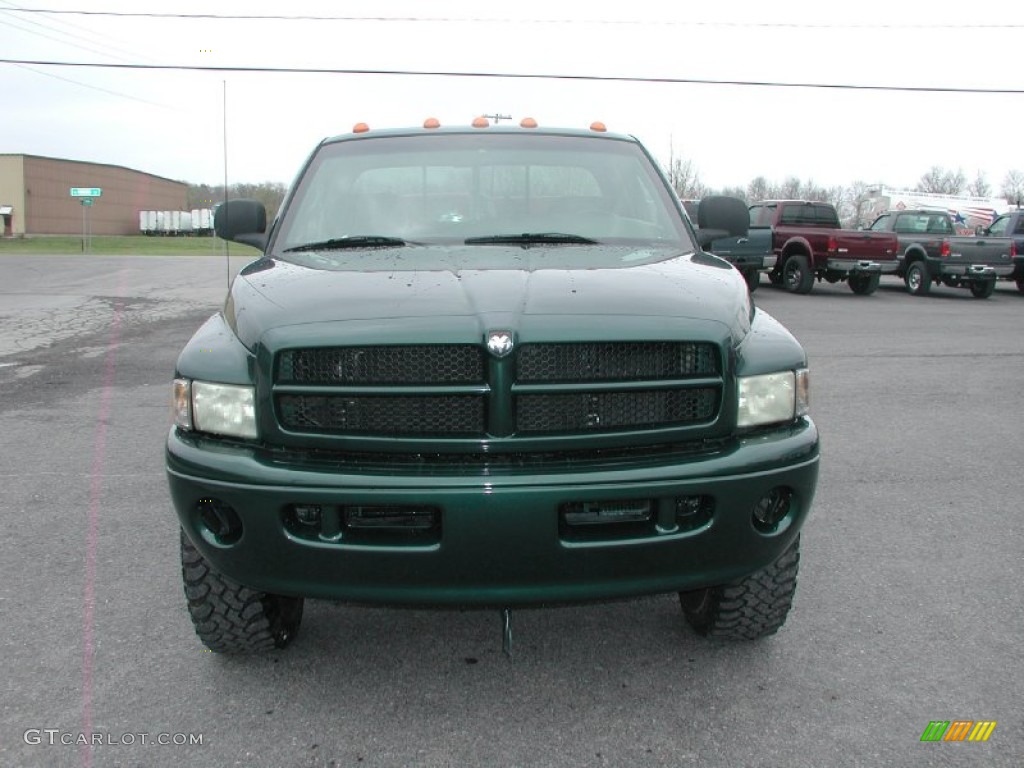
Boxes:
[80,199,94,207]
[70,187,102,197]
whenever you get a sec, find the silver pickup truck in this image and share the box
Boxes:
[867,209,1015,298]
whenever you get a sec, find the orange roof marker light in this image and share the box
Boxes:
[352,122,370,134]
[589,121,607,133]
[423,117,441,129]
[471,116,490,128]
[520,117,538,128]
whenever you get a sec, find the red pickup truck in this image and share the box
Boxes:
[750,200,899,295]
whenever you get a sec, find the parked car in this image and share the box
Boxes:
[751,200,899,295]
[977,209,1024,293]
[867,209,1015,298]
[167,119,819,653]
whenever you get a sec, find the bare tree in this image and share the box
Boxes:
[746,176,769,202]
[966,171,991,197]
[664,157,710,200]
[719,185,748,202]
[1001,170,1024,206]
[916,166,966,195]
[778,176,802,199]
[837,180,873,228]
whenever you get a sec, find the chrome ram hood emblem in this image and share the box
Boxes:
[486,330,514,358]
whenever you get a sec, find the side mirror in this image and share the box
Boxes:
[974,225,985,236]
[215,199,268,249]
[697,196,749,238]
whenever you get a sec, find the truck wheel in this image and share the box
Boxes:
[782,256,813,294]
[849,273,880,296]
[970,279,995,299]
[680,536,800,640]
[181,530,304,653]
[743,268,760,292]
[904,262,931,295]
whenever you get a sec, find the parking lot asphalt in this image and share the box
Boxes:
[1,254,1022,768]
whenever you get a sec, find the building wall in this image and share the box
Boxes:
[16,156,188,236]
[0,155,27,236]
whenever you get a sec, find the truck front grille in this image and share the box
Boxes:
[518,342,719,382]
[272,341,723,440]
[516,389,718,434]
[278,394,485,435]
[278,344,484,384]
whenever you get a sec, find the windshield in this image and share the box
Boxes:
[273,132,693,255]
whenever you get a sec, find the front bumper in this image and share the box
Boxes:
[167,419,819,606]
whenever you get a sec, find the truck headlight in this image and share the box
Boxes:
[737,369,809,428]
[173,378,257,439]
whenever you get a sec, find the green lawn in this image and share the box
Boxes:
[0,235,257,256]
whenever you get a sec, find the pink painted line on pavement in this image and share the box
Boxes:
[81,278,127,768]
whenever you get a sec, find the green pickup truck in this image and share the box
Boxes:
[167,121,820,653]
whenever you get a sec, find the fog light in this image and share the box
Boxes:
[196,498,243,543]
[752,487,793,533]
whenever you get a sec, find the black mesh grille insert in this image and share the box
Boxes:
[278,394,484,435]
[517,342,719,383]
[516,389,718,434]
[278,345,484,385]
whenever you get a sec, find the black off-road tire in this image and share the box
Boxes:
[905,262,931,295]
[849,272,880,296]
[680,536,800,640]
[970,279,996,299]
[181,530,304,653]
[782,255,814,294]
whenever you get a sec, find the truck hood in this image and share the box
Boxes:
[225,244,752,350]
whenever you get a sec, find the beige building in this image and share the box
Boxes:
[0,154,188,236]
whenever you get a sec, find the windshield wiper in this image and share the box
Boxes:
[464,232,598,246]
[283,235,409,253]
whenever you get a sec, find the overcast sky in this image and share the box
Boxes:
[2,0,1023,194]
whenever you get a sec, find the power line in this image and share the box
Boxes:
[0,15,142,63]
[10,61,175,108]
[1,57,1020,94]
[0,0,164,64]
[3,7,1023,28]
